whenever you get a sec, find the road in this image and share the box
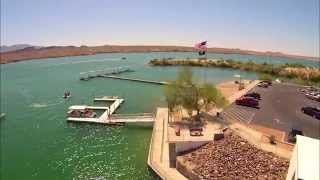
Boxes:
[222,83,320,139]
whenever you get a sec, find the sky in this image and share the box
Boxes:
[1,0,319,57]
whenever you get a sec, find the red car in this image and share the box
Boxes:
[236,97,259,108]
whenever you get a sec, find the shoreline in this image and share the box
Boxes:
[149,58,320,86]
[1,45,319,64]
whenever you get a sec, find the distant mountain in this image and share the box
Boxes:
[0,44,41,53]
[0,45,319,64]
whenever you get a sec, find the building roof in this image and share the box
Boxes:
[296,135,320,180]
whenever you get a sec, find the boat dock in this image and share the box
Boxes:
[67,96,154,125]
[96,97,124,121]
[100,75,169,85]
[68,105,108,110]
[67,113,154,124]
[80,67,134,81]
[79,66,168,85]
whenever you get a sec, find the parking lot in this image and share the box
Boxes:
[223,83,320,140]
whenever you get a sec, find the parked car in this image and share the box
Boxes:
[235,97,259,108]
[275,79,282,83]
[244,92,261,100]
[257,82,269,88]
[300,86,320,94]
[261,80,272,85]
[301,107,320,120]
[299,88,309,93]
[305,93,320,102]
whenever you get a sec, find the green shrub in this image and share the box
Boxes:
[259,73,273,81]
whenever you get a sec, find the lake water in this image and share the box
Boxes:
[0,52,318,179]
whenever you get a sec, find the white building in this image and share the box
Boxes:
[286,135,320,180]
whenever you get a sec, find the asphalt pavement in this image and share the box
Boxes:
[223,83,320,139]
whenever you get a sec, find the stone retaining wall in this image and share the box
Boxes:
[176,156,200,180]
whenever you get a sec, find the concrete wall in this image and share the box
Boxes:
[176,156,201,180]
[286,144,297,180]
[175,141,209,155]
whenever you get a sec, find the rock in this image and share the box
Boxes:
[178,132,289,179]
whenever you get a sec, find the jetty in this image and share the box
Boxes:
[67,96,154,125]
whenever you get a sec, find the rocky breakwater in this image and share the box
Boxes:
[176,130,289,179]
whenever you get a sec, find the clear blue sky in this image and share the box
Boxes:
[1,0,319,57]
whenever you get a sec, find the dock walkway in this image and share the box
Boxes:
[80,67,134,81]
[97,98,124,121]
[67,114,154,124]
[100,75,168,85]
[147,108,187,180]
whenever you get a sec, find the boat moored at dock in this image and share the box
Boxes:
[66,97,154,125]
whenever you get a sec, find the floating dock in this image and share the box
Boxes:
[79,67,168,85]
[80,67,134,81]
[67,96,154,125]
[67,113,154,124]
[99,75,168,85]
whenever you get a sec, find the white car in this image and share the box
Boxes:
[305,93,320,102]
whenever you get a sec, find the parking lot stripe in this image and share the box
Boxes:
[246,113,256,124]
[223,107,256,124]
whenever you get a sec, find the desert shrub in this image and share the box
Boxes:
[259,73,273,81]
[309,71,320,83]
[291,78,312,86]
[282,63,305,68]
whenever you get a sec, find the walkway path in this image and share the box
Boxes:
[100,75,168,85]
[148,108,187,180]
[147,80,261,179]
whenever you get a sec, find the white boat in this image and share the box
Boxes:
[63,91,71,99]
[0,113,6,119]
[63,95,71,99]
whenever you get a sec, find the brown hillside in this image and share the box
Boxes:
[0,45,319,64]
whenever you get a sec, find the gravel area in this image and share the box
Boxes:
[179,131,289,179]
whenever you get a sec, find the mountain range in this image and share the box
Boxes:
[0,44,42,53]
[0,44,319,64]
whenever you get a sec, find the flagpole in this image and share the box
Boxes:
[205,49,207,83]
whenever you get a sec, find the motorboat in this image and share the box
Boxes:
[0,113,6,119]
[67,108,96,118]
[63,91,71,99]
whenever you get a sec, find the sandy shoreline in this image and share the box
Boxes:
[216,80,252,98]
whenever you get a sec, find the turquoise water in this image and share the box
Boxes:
[0,52,318,179]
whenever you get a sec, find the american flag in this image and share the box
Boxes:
[194,41,207,51]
